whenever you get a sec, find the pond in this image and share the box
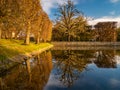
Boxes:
[0,47,120,90]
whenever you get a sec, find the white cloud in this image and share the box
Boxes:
[41,0,79,15]
[110,0,120,3]
[88,16,120,27]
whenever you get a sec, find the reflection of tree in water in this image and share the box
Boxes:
[53,50,117,87]
[52,50,94,87]
[0,51,52,90]
[94,50,117,68]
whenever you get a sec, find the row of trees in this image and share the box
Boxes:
[93,22,117,42]
[52,0,119,42]
[0,0,52,44]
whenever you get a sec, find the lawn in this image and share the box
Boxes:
[0,39,53,60]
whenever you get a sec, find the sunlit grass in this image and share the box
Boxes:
[0,39,53,60]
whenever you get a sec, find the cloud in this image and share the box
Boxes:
[41,0,79,15]
[110,0,120,3]
[88,16,120,27]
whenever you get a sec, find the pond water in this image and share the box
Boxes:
[0,48,120,90]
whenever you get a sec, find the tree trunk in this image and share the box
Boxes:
[5,32,9,39]
[25,21,31,45]
[44,39,46,43]
[0,28,1,39]
[113,31,117,42]
[36,32,40,44]
[68,33,70,42]
[15,31,20,39]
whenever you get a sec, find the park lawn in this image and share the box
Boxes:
[0,39,53,60]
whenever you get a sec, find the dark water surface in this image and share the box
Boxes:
[0,48,120,90]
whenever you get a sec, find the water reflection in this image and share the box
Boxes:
[52,50,93,87]
[0,49,120,90]
[94,50,117,68]
[0,51,52,90]
[51,50,119,88]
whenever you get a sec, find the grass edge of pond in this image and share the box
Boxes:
[0,39,53,61]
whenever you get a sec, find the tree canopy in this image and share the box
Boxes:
[52,0,87,41]
[0,0,52,44]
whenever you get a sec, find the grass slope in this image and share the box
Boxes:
[0,39,52,60]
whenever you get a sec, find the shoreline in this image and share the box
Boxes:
[9,44,53,63]
[52,42,120,46]
[0,39,53,61]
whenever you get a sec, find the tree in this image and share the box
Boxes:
[0,0,52,44]
[94,22,117,42]
[19,0,41,44]
[0,0,24,39]
[46,21,52,42]
[54,0,86,41]
[0,23,2,39]
[117,27,120,41]
[40,12,52,42]
[52,21,68,41]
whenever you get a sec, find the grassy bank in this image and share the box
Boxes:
[0,39,53,60]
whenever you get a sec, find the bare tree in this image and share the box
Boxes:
[55,0,86,41]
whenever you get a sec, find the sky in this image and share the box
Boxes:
[41,0,120,27]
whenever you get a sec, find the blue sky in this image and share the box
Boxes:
[41,0,120,26]
[76,0,120,18]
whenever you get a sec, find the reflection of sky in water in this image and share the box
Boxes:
[44,61,120,90]
[73,64,120,90]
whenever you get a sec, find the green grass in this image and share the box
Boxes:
[0,39,53,60]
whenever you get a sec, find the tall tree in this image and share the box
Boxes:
[55,0,86,41]
[0,0,22,39]
[0,23,2,39]
[0,0,52,43]
[19,0,41,44]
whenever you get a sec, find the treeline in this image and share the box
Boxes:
[0,0,52,44]
[52,0,119,42]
